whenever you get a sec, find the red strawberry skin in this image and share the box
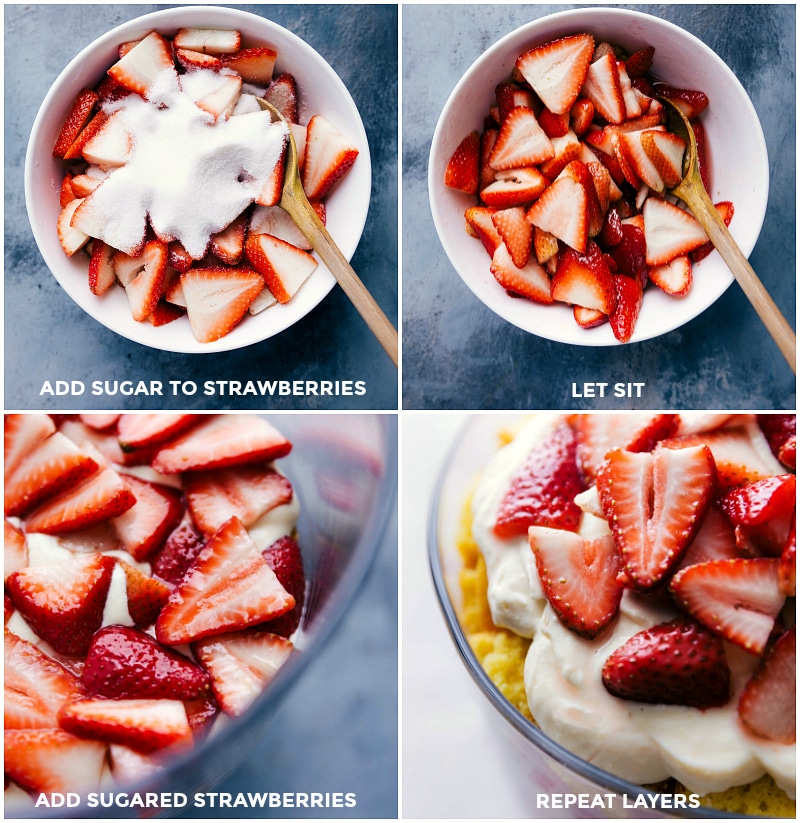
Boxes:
[494,421,585,537]
[82,625,211,700]
[602,618,731,708]
[152,516,205,585]
[444,131,480,194]
[261,535,306,637]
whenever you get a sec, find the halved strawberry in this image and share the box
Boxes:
[5,632,84,729]
[608,273,643,343]
[5,413,56,481]
[551,242,616,314]
[155,517,294,645]
[193,629,293,716]
[175,47,223,71]
[82,626,210,700]
[185,465,293,538]
[209,213,246,265]
[112,475,184,560]
[465,206,502,256]
[264,72,299,123]
[4,432,99,517]
[444,131,480,194]
[529,528,621,638]
[640,129,685,189]
[489,244,553,304]
[151,515,205,586]
[643,197,708,266]
[117,413,202,452]
[7,554,116,655]
[4,729,107,794]
[649,255,692,296]
[597,444,717,591]
[581,53,625,124]
[244,234,318,304]
[738,627,795,743]
[570,97,595,136]
[602,617,730,708]
[670,558,785,654]
[492,206,533,268]
[569,413,679,481]
[59,698,193,753]
[173,28,241,54]
[494,421,584,538]
[107,31,175,99]
[301,114,359,201]
[651,83,709,120]
[119,561,172,627]
[526,173,587,252]
[489,106,554,170]
[480,166,548,208]
[221,46,277,85]
[53,89,99,158]
[24,467,136,535]
[515,34,594,115]
[180,266,264,343]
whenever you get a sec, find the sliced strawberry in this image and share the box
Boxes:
[52,89,98,158]
[108,744,162,784]
[444,131,480,194]
[649,255,692,296]
[670,558,785,654]
[4,413,56,481]
[756,414,796,464]
[465,206,502,256]
[691,201,734,262]
[570,97,595,136]
[80,108,132,167]
[57,198,90,256]
[301,114,359,201]
[4,519,28,581]
[778,515,795,596]
[515,34,594,115]
[186,465,293,538]
[4,431,99,517]
[480,166,548,208]
[581,53,625,124]
[78,415,119,432]
[597,444,717,591]
[155,517,294,644]
[569,413,679,481]
[676,504,740,571]
[167,240,195,273]
[718,475,796,528]
[616,60,644,119]
[602,617,730,708]
[7,554,116,655]
[489,106,554,170]
[5,632,84,729]
[261,535,306,637]
[624,46,655,78]
[117,413,202,452]
[180,266,264,343]
[617,129,667,192]
[692,119,711,192]
[24,467,136,535]
[63,110,110,160]
[124,239,167,322]
[651,83,709,120]
[738,627,795,743]
[191,71,243,121]
[608,273,643,343]
[119,561,172,627]
[82,626,210,700]
[244,234,318,304]
[538,130,582,180]
[221,46,277,85]
[495,82,535,123]
[559,160,603,238]
[608,223,647,287]
[263,72,299,123]
[59,697,193,753]
[526,174,587,252]
[209,213,246,265]
[152,515,205,586]
[533,225,559,264]
[184,696,219,739]
[250,204,313,250]
[173,28,241,54]
[193,629,293,716]
[489,243,553,304]
[640,129,685,189]
[573,304,606,328]
[538,108,570,138]
[58,418,127,466]
[492,206,533,268]
[107,31,175,99]
[175,47,223,71]
[148,300,186,327]
[4,729,107,794]
[529,528,621,638]
[643,198,708,266]
[551,242,616,314]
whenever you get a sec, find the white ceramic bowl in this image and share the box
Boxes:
[25,6,371,354]
[429,8,769,346]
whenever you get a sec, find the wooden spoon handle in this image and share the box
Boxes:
[682,185,796,373]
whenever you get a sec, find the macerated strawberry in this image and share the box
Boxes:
[261,535,306,637]
[4,519,28,581]
[186,464,294,538]
[244,235,317,304]
[82,626,210,700]
[489,106,555,171]
[573,304,606,328]
[489,243,553,304]
[4,728,107,794]
[676,504,740,572]
[617,129,667,192]
[193,629,293,716]
[738,627,795,743]
[107,31,176,99]
[602,618,730,708]
[59,697,193,754]
[7,554,116,655]
[670,558,785,654]
[551,242,616,314]
[515,34,594,115]
[53,89,98,158]
[480,167,548,209]
[529,528,621,638]
[5,632,84,729]
[640,129,685,189]
[444,131,480,194]
[649,255,692,296]
[597,444,717,591]
[302,114,359,201]
[155,517,294,644]
[756,414,796,464]
[608,272,642,343]
[778,515,795,596]
[492,206,533,268]
[221,46,277,85]
[651,82,709,120]
[263,72,299,123]
[608,223,647,287]
[719,475,796,528]
[643,197,709,266]
[152,515,205,585]
[24,467,136,535]
[4,432,99,517]
[119,561,172,626]
[526,174,588,252]
[117,413,202,452]
[4,414,57,482]
[111,475,183,560]
[624,46,655,78]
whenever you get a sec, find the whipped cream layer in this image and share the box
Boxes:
[471,415,795,798]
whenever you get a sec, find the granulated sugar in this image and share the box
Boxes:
[78,66,287,258]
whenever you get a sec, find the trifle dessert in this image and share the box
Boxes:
[4,413,306,802]
[52,26,359,343]
[443,33,731,342]
[459,413,795,814]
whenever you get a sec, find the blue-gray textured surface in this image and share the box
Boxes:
[402,4,796,411]
[5,4,398,411]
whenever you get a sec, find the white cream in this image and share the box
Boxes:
[472,415,796,798]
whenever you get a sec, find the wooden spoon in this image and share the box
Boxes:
[659,96,795,373]
[256,99,398,366]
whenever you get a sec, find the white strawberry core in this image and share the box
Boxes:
[471,414,794,797]
[80,67,287,258]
